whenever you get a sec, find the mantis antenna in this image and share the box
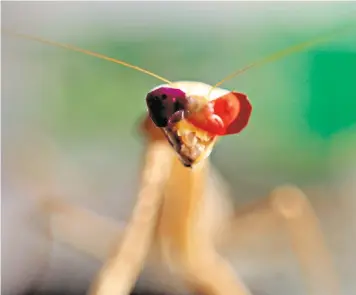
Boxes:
[4,26,352,98]
[2,30,173,85]
[207,25,353,98]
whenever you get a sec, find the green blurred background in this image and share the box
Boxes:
[13,2,355,189]
[2,1,356,206]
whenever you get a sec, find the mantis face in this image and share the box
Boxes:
[146,82,252,167]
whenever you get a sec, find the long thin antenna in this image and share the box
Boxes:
[208,26,352,98]
[3,30,173,85]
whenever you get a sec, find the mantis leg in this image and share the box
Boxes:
[39,197,126,262]
[271,185,340,295]
[158,160,252,295]
[221,185,341,295]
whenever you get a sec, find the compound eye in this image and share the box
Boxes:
[146,93,168,127]
[146,87,187,128]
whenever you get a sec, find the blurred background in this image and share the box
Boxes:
[2,2,356,295]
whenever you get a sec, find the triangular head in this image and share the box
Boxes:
[146,86,252,136]
[146,84,252,167]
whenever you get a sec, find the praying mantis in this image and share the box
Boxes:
[3,28,349,295]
